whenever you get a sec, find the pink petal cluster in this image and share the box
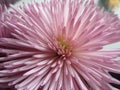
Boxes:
[0,5,12,58]
[0,0,120,90]
[0,5,12,38]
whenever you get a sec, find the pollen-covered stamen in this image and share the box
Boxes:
[55,37,72,59]
[48,36,72,60]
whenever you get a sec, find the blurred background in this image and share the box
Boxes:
[0,0,120,90]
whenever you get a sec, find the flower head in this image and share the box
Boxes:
[0,0,120,90]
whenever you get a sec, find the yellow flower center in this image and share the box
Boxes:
[56,36,72,59]
[58,37,69,51]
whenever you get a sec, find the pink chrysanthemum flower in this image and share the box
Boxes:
[0,0,120,90]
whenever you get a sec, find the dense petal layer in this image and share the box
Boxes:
[0,0,120,90]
